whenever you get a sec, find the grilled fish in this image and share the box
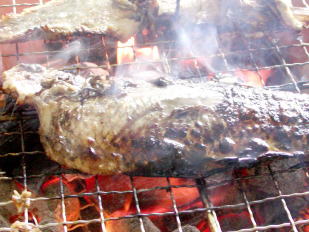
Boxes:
[2,64,309,177]
[0,0,142,43]
[0,0,303,43]
[156,0,304,31]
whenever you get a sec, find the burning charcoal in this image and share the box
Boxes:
[107,217,160,232]
[126,217,160,232]
[0,173,83,232]
[172,225,200,232]
[231,156,309,227]
[295,208,309,231]
[40,176,81,228]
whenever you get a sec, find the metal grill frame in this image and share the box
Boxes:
[0,0,309,231]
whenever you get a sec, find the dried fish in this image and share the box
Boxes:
[0,0,142,43]
[156,0,304,31]
[2,64,309,177]
[0,0,304,44]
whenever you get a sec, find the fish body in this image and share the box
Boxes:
[0,0,142,43]
[2,64,309,177]
[0,0,303,43]
[156,0,303,30]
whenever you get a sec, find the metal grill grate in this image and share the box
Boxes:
[0,0,309,231]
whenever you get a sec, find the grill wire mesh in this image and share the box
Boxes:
[0,0,309,231]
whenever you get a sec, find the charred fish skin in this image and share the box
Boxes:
[2,64,309,177]
[0,0,141,43]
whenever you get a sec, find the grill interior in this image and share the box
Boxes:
[0,0,309,231]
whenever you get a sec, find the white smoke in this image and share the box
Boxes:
[51,40,83,64]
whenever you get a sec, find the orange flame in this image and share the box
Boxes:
[135,46,160,61]
[235,69,272,87]
[117,37,160,65]
[117,37,135,64]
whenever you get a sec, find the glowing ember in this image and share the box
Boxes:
[296,208,309,232]
[117,37,160,65]
[135,45,160,61]
[197,211,253,232]
[39,176,83,231]
[235,69,272,87]
[117,37,135,64]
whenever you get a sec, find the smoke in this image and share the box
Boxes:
[150,0,293,84]
[49,40,84,65]
[114,0,296,85]
[175,24,220,77]
[114,38,167,82]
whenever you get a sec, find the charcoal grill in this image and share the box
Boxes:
[0,0,309,231]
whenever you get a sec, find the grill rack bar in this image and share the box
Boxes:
[1,37,308,90]
[196,178,222,232]
[235,174,258,230]
[0,158,308,231]
[167,177,185,232]
[1,167,309,207]
[18,119,29,224]
[0,208,308,231]
[268,166,299,232]
[1,164,308,189]
[95,176,108,232]
[59,173,69,232]
[264,32,301,93]
[2,56,309,74]
[0,188,309,230]
[0,3,40,8]
[0,218,308,232]
[235,26,267,87]
[1,41,308,58]
[1,125,308,231]
[130,176,147,232]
